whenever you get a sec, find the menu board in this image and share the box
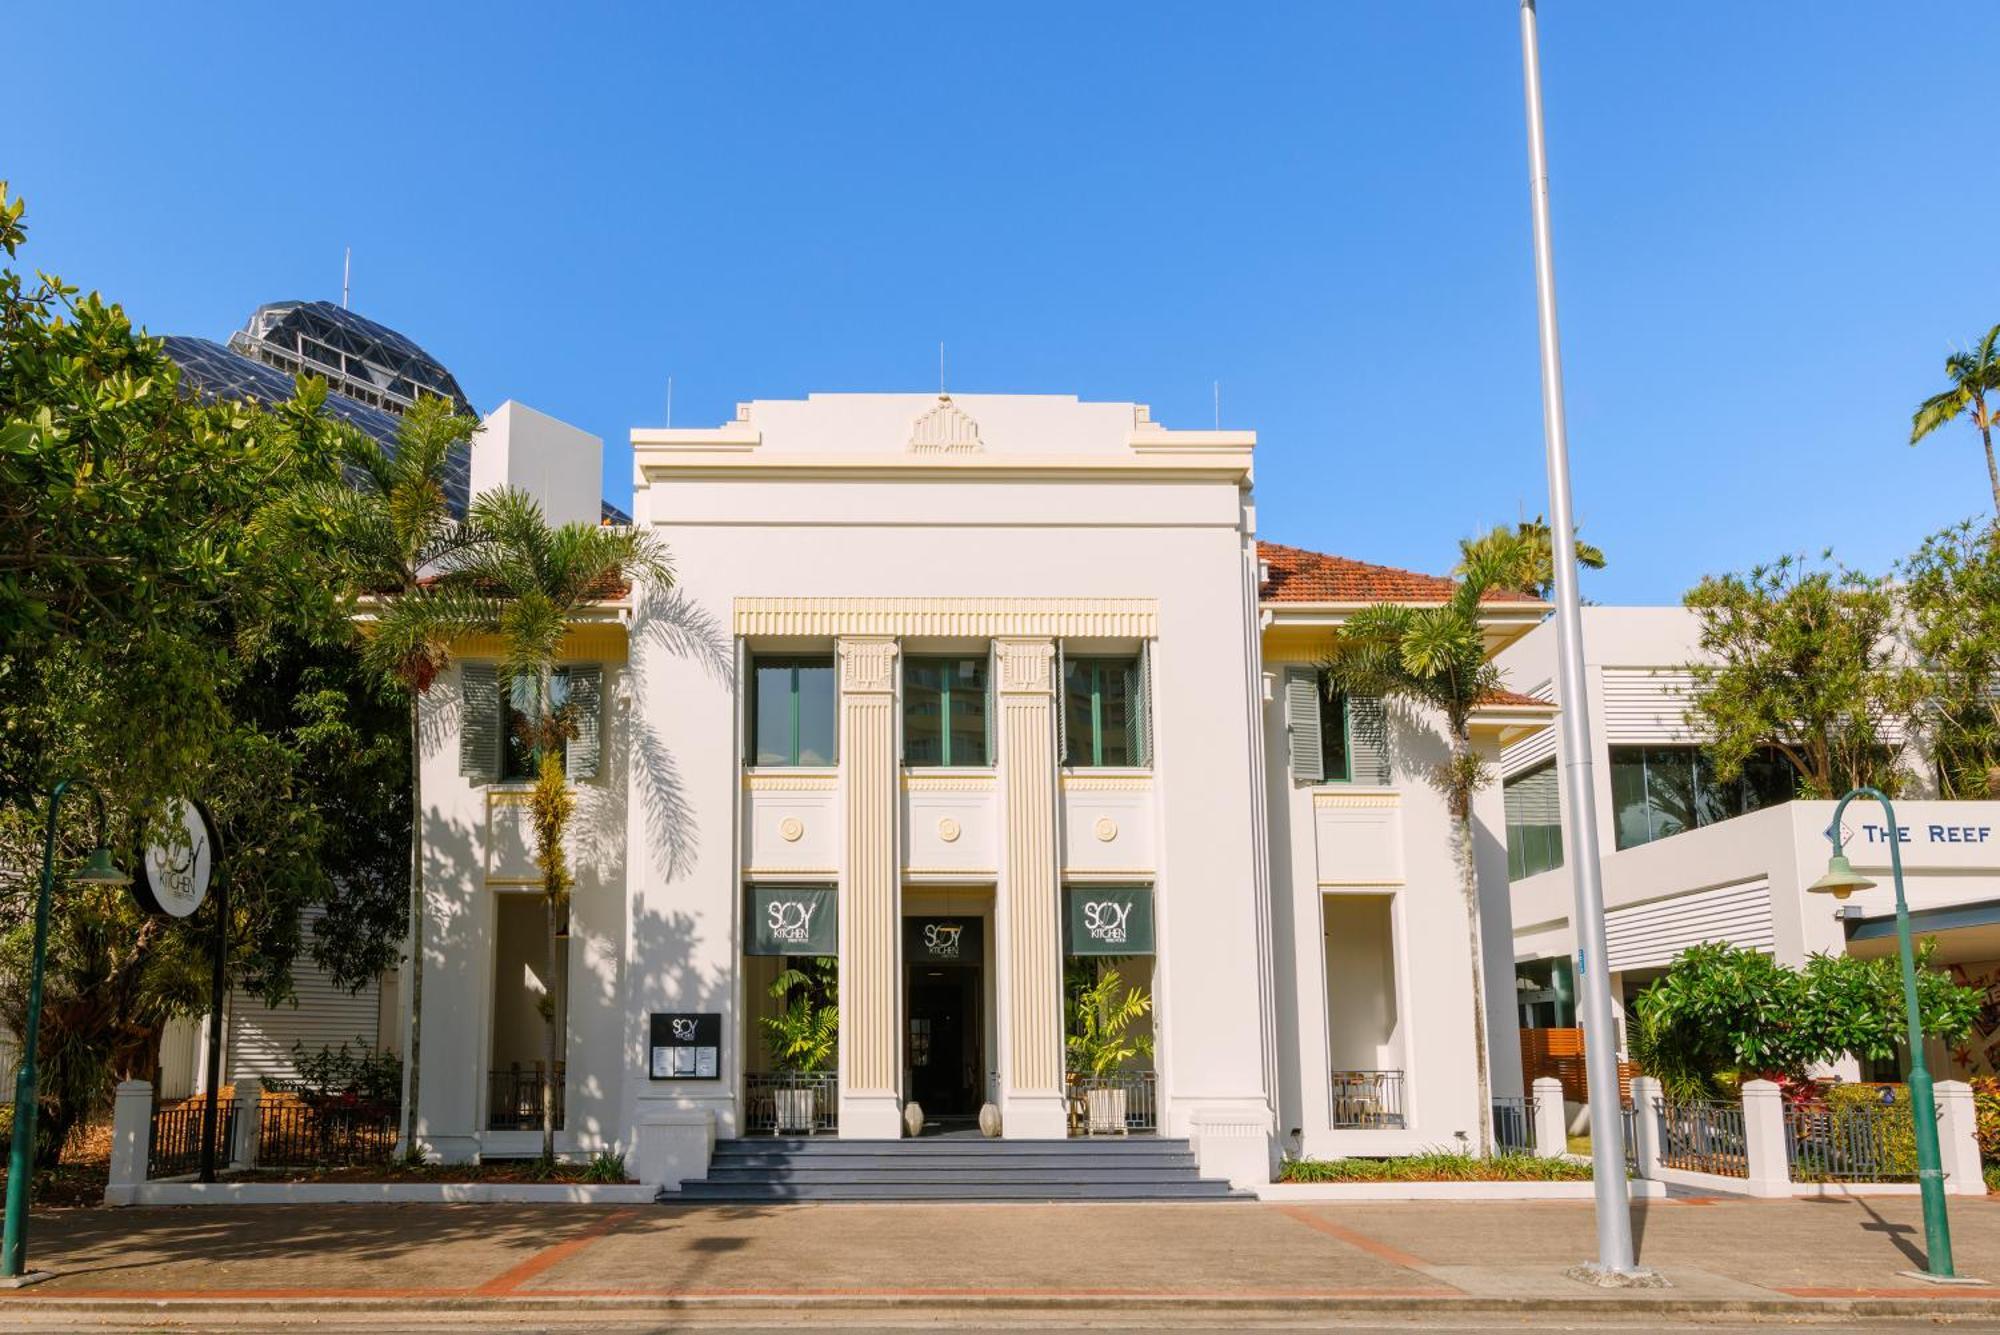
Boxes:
[648,1012,721,1081]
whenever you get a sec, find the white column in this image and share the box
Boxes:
[230,1077,263,1169]
[104,1079,153,1206]
[1532,1076,1567,1157]
[836,636,904,1138]
[1628,1075,1664,1179]
[993,638,1066,1139]
[1935,1080,1988,1197]
[1739,1078,1790,1197]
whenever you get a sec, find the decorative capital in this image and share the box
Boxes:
[993,638,1056,696]
[837,637,899,694]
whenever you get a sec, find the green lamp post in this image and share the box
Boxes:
[3,778,129,1282]
[1805,787,1956,1282]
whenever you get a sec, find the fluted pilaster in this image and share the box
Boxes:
[993,637,1066,1137]
[836,636,903,1137]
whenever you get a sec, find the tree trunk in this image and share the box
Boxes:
[401,696,425,1161]
[542,895,560,1162]
[1983,418,2000,518]
[1449,729,1495,1157]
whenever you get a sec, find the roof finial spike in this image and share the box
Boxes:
[939,341,948,400]
[342,246,351,310]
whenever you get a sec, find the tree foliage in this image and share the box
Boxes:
[1458,515,1604,600]
[1682,553,1924,799]
[1629,942,1982,1100]
[1910,323,2000,516]
[0,185,409,1163]
[1901,518,2000,799]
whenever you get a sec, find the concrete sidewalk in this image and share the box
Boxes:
[3,1194,2000,1326]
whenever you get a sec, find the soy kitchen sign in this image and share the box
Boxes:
[1063,887,1155,956]
[745,886,837,955]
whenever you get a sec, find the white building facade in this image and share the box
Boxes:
[1501,607,2000,1082]
[404,392,1548,1186]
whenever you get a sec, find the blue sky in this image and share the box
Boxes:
[12,3,2000,602]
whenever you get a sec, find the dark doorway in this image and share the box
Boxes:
[907,965,981,1118]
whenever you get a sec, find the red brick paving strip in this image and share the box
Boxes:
[1272,1204,1449,1281]
[474,1207,641,1296]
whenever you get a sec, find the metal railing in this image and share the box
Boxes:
[1658,1097,1748,1178]
[1329,1069,1406,1129]
[1785,1095,1920,1183]
[1067,1070,1158,1137]
[257,1098,397,1167]
[1619,1099,1639,1173]
[745,1071,839,1135]
[148,1098,237,1179]
[1491,1094,1537,1153]
[487,1064,565,1132]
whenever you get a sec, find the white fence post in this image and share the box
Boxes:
[1933,1080,1987,1197]
[1739,1078,1790,1197]
[104,1079,153,1206]
[230,1077,263,1170]
[1531,1077,1567,1157]
[1628,1075,1664,1178]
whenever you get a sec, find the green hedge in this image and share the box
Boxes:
[1279,1151,1594,1183]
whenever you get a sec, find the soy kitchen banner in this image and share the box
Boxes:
[746,885,838,955]
[1064,886,1156,956]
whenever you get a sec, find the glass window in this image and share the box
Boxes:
[502,669,571,781]
[750,657,836,766]
[904,656,990,767]
[1608,744,1797,850]
[1317,676,1351,783]
[1064,656,1144,767]
[1503,761,1564,880]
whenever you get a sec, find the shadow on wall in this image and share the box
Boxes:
[630,586,733,885]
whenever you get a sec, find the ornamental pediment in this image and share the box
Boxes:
[908,395,983,454]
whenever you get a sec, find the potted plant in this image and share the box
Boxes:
[1065,964,1154,1135]
[760,958,837,1133]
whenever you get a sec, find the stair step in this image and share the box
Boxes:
[710,1152,1196,1170]
[703,1168,1209,1184]
[712,1138,1183,1154]
[669,1181,1244,1202]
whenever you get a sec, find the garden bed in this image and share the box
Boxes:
[1279,1151,1595,1183]
[232,1157,634,1186]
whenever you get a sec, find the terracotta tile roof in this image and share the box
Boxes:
[1256,541,1539,605]
[1477,687,1556,710]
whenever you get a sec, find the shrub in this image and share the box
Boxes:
[288,1037,401,1113]
[1972,1077,2000,1164]
[582,1149,629,1184]
[1278,1151,1594,1183]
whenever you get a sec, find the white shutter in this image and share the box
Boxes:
[565,665,603,781]
[226,910,384,1084]
[1603,880,1776,972]
[1602,668,1699,744]
[459,664,502,782]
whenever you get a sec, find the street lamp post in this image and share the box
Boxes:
[1805,787,1957,1281]
[2,778,130,1282]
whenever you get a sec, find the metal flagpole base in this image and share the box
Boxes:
[1564,1262,1669,1289]
[1896,1269,1990,1287]
[0,1269,57,1289]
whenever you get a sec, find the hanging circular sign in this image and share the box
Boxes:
[135,798,217,918]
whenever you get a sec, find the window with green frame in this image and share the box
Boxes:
[750,656,836,766]
[1503,761,1564,880]
[903,656,990,766]
[1608,743,1795,850]
[1317,672,1352,783]
[502,669,571,781]
[1062,654,1151,768]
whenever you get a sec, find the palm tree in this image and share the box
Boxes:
[278,397,484,1161]
[1458,516,1603,600]
[1912,323,2000,515]
[1322,537,1525,1156]
[463,488,672,1160]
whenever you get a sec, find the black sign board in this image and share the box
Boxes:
[905,916,982,965]
[1063,886,1156,956]
[649,1012,722,1080]
[745,885,838,956]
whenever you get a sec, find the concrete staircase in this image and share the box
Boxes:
[665,1136,1247,1202]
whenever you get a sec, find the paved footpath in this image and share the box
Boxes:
[6,1194,2000,1329]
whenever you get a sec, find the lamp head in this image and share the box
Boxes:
[75,843,131,888]
[1807,851,1875,901]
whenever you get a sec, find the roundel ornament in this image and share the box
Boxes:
[135,798,218,918]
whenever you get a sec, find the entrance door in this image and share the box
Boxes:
[907,967,981,1117]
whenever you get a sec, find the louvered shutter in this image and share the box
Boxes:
[1127,644,1153,768]
[1349,694,1391,784]
[566,665,603,781]
[459,664,501,783]
[1284,667,1323,783]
